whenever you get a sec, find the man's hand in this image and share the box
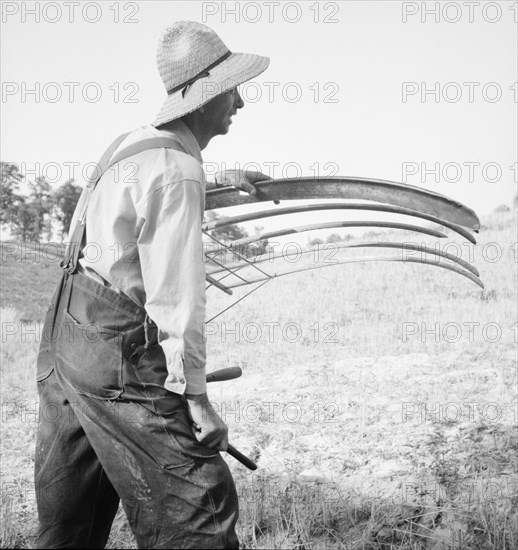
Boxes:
[214,169,271,196]
[186,392,228,451]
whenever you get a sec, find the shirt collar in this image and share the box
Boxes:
[153,119,203,164]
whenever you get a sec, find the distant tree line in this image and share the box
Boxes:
[309,232,354,247]
[1,162,82,242]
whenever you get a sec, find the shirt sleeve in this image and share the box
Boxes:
[136,177,207,395]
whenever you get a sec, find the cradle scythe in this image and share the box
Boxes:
[202,176,482,295]
[201,177,483,469]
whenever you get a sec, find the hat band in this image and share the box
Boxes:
[167,50,233,98]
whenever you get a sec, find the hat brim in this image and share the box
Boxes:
[152,52,270,128]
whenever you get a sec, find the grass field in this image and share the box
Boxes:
[1,210,517,549]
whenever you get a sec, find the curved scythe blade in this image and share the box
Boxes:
[206,221,447,254]
[207,241,480,278]
[220,255,484,289]
[203,202,477,244]
[205,177,480,231]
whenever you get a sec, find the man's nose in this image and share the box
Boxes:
[235,89,244,109]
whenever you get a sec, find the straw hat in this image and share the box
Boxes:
[152,21,270,127]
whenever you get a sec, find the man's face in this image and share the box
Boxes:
[203,87,244,136]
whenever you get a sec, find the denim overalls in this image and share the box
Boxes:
[34,135,239,549]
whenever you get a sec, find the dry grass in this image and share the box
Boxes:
[1,211,517,549]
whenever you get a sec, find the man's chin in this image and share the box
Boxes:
[218,123,231,135]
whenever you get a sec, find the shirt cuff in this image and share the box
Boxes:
[183,366,207,395]
[162,342,207,395]
[165,364,206,395]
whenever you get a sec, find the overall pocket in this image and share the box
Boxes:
[52,273,146,400]
[54,309,126,400]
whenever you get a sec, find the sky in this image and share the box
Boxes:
[1,0,517,229]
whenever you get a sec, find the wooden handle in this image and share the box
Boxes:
[204,369,254,469]
[206,367,243,383]
[226,444,257,471]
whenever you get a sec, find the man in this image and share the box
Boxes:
[34,20,269,549]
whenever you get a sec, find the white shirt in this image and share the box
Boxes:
[78,121,208,395]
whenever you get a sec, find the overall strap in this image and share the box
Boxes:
[100,137,185,184]
[61,134,187,274]
[87,132,132,186]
